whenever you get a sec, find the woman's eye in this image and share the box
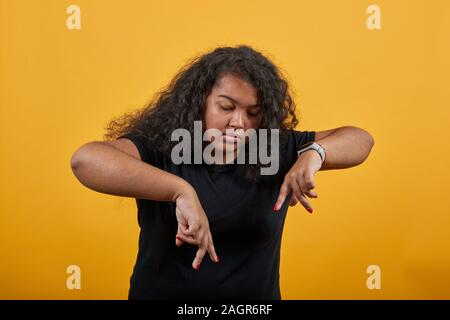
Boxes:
[220,105,233,111]
[219,104,260,117]
[248,111,260,117]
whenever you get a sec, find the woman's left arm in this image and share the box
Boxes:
[273,126,375,213]
[314,126,375,170]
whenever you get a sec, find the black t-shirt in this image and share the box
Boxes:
[119,129,315,300]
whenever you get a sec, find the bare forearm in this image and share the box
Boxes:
[70,142,191,202]
[316,126,375,170]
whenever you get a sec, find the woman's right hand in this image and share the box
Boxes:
[174,184,219,270]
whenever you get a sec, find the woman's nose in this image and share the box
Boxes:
[229,110,245,129]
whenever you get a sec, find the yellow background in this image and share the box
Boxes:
[1,0,449,299]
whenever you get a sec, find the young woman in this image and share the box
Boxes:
[70,45,374,300]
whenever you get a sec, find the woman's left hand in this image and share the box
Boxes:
[273,150,323,214]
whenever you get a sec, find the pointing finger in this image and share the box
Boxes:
[206,233,219,263]
[192,243,207,270]
[274,181,291,211]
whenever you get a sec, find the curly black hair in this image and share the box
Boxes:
[104,44,301,181]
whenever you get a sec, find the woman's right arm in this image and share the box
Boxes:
[70,139,190,202]
[70,139,219,268]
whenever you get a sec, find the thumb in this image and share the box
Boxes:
[274,182,291,212]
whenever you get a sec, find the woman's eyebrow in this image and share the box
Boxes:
[217,94,260,108]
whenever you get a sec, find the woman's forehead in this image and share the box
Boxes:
[212,74,258,106]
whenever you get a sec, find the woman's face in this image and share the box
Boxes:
[204,73,263,161]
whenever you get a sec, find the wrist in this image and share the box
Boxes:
[300,149,322,163]
[172,178,195,202]
[297,142,326,164]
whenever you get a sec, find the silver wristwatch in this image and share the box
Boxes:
[297,142,326,163]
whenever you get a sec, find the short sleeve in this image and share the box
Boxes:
[118,132,155,166]
[292,130,316,152]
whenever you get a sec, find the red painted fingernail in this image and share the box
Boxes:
[307,208,313,213]
[272,205,278,211]
[216,256,220,263]
[195,263,201,270]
